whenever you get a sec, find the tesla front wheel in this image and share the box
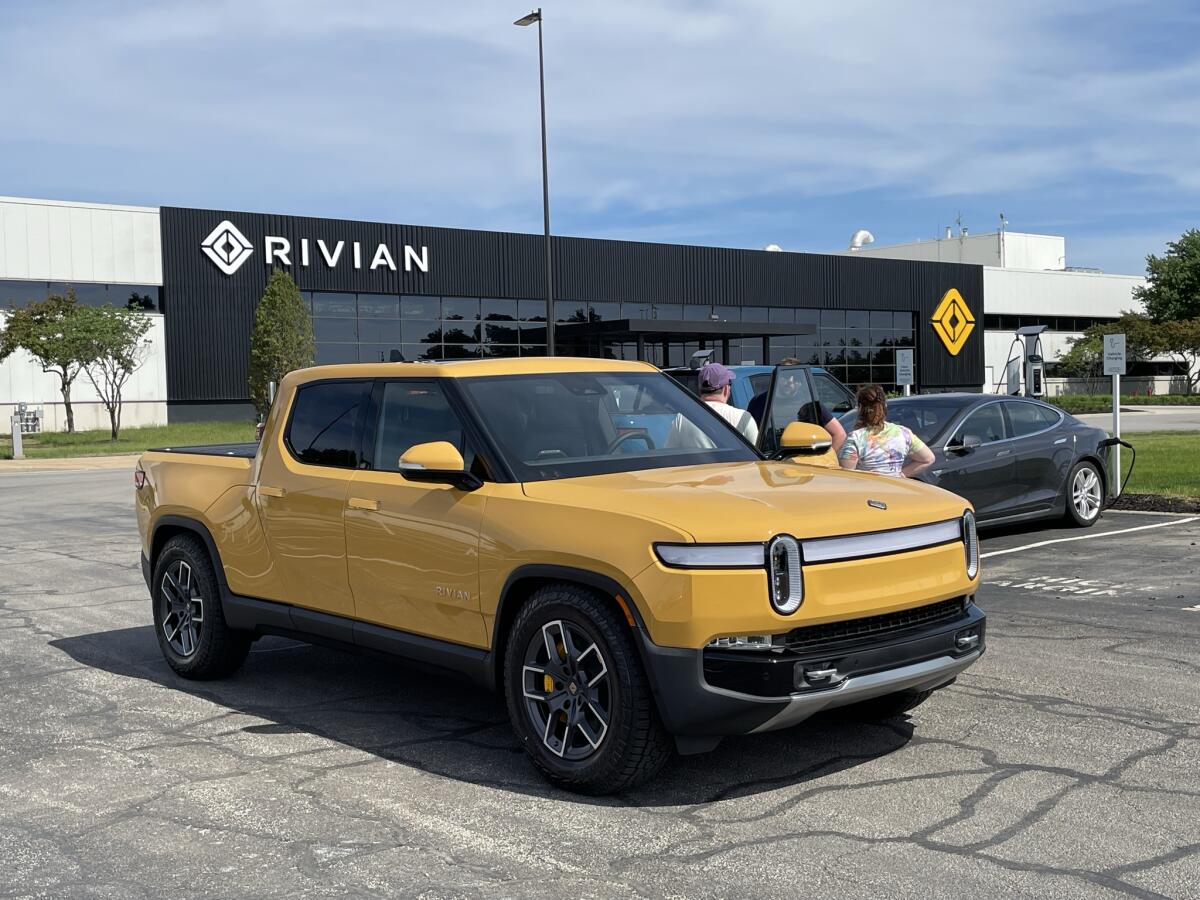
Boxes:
[1066,460,1104,527]
[151,534,251,679]
[503,583,671,794]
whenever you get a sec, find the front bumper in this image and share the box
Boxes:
[638,600,985,740]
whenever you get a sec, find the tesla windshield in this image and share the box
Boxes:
[460,371,758,481]
[838,397,969,445]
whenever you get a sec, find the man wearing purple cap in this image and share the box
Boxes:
[667,362,759,446]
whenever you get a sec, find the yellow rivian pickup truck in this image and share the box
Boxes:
[136,358,984,794]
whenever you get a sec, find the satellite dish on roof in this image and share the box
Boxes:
[848,230,875,251]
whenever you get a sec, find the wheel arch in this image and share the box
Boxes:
[149,515,230,595]
[490,565,650,689]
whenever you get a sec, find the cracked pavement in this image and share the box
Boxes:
[0,469,1197,898]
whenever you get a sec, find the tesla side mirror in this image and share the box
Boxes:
[398,442,482,490]
[775,422,835,463]
[948,434,982,455]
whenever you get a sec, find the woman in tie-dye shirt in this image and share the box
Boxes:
[838,384,935,478]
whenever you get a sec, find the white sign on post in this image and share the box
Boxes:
[896,349,914,395]
[1104,334,1126,375]
[1104,333,1125,498]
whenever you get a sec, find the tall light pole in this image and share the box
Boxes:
[514,8,555,355]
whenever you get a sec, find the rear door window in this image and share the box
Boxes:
[813,372,855,413]
[1005,401,1061,437]
[285,380,371,468]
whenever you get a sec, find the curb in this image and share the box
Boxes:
[0,454,140,473]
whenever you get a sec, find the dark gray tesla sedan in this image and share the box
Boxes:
[838,394,1113,528]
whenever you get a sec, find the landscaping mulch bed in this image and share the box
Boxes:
[1111,493,1200,514]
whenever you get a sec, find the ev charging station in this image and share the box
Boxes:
[1005,325,1048,397]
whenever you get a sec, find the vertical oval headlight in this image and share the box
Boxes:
[768,535,804,614]
[963,510,979,579]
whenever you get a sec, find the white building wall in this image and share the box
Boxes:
[1,312,168,434]
[0,196,162,285]
[847,231,1066,270]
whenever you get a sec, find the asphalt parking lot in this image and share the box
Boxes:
[1,468,1197,899]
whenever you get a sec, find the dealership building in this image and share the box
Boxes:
[0,195,1147,431]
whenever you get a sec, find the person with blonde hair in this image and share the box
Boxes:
[838,384,934,478]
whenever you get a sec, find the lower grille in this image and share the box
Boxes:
[778,597,969,654]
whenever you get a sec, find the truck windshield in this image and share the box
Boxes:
[459,371,759,482]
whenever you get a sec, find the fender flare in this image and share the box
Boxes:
[148,514,231,596]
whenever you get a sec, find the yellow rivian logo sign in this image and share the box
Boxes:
[930,289,975,356]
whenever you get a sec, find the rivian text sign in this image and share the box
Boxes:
[200,219,429,277]
[1104,333,1126,376]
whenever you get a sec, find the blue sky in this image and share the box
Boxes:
[4,0,1198,274]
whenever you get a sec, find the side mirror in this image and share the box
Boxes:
[775,422,835,464]
[948,434,982,455]
[398,441,482,491]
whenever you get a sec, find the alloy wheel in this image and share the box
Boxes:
[1072,466,1102,521]
[521,619,611,760]
[160,560,204,657]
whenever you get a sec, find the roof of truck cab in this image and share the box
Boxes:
[291,356,660,381]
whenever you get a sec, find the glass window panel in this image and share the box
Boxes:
[870,326,895,345]
[120,286,159,311]
[769,336,797,350]
[793,308,820,327]
[518,299,547,321]
[796,346,823,366]
[484,322,521,344]
[441,323,480,344]
[357,294,398,318]
[846,310,870,329]
[741,306,769,322]
[361,319,402,343]
[821,328,846,347]
[712,306,739,322]
[401,320,442,344]
[0,280,49,307]
[401,295,440,319]
[286,379,369,467]
[482,298,517,321]
[845,329,868,348]
[870,347,895,366]
[372,381,474,473]
[65,283,110,306]
[485,344,520,358]
[821,309,845,328]
[871,365,895,386]
[824,347,846,366]
[846,365,871,387]
[314,343,361,366]
[768,307,794,323]
[401,343,442,361]
[870,310,892,328]
[894,332,915,348]
[643,302,682,320]
[312,317,358,342]
[589,301,621,321]
[440,343,482,359]
[516,322,549,345]
[957,404,1009,444]
[555,300,588,323]
[313,292,357,317]
[682,305,713,321]
[519,344,547,357]
[845,347,869,365]
[893,312,913,330]
[358,343,407,363]
[442,297,479,321]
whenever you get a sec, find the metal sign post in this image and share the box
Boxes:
[896,349,914,397]
[1103,334,1126,497]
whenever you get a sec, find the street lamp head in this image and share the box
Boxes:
[514,9,541,26]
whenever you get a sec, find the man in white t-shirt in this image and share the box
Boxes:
[666,362,759,447]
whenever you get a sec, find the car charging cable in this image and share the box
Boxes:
[1097,436,1136,507]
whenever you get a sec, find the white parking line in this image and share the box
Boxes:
[981,517,1200,559]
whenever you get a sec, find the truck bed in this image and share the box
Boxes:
[149,442,259,458]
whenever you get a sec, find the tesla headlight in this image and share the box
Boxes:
[653,543,765,569]
[963,510,979,579]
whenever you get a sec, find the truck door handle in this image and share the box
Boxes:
[347,497,381,511]
[995,449,1011,458]
[258,485,286,498]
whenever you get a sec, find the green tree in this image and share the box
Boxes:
[78,305,153,439]
[248,270,315,417]
[0,291,91,432]
[1155,318,1200,393]
[1135,229,1200,322]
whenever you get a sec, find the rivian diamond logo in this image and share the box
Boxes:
[930,288,975,356]
[201,220,254,275]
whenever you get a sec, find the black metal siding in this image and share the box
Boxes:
[161,206,984,402]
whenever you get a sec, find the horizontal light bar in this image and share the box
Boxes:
[802,519,963,565]
[654,543,765,569]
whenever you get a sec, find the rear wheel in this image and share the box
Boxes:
[1065,460,1104,527]
[151,534,251,679]
[503,584,672,794]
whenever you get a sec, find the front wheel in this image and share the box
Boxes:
[503,584,672,794]
[1065,460,1105,527]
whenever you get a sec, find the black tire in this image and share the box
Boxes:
[1064,459,1105,528]
[843,688,934,721]
[503,583,672,794]
[150,534,251,679]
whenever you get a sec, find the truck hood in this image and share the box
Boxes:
[521,460,969,544]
